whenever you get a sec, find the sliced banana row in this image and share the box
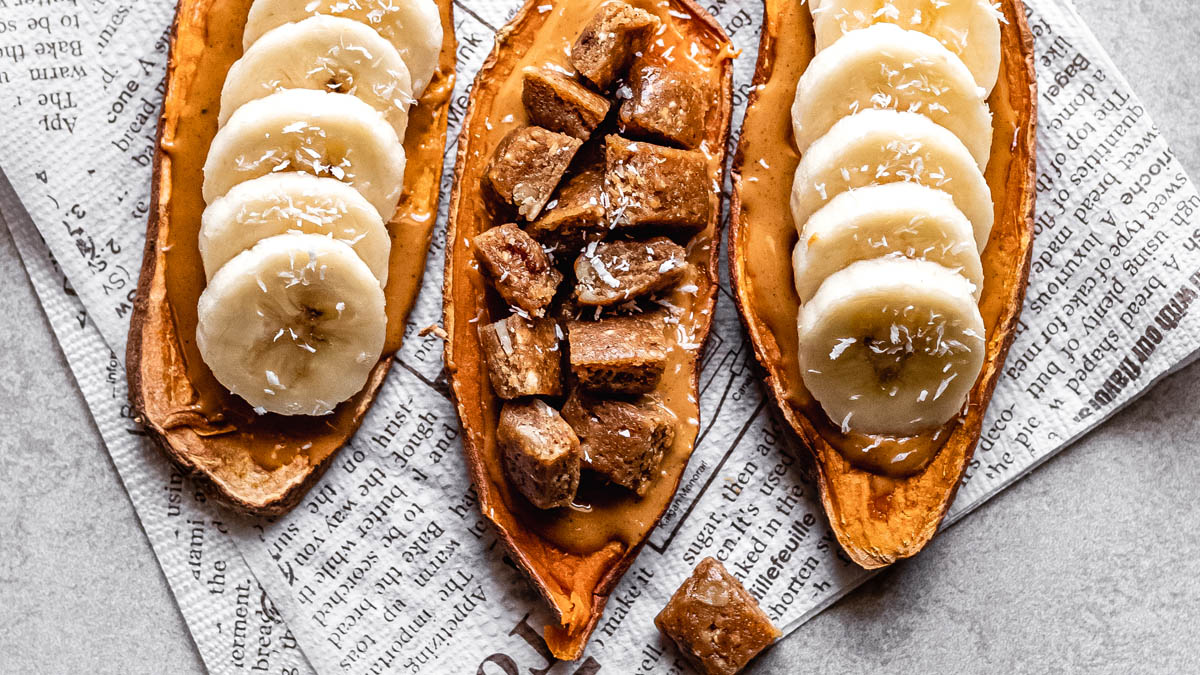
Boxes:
[194,0,442,415]
[790,2,1000,435]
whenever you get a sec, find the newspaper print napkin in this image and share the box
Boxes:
[0,181,315,674]
[2,0,1200,672]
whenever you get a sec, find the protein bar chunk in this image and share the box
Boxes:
[474,222,563,316]
[486,126,582,220]
[568,314,666,394]
[619,64,707,148]
[525,166,609,254]
[478,315,562,399]
[561,390,675,496]
[605,135,712,231]
[569,1,661,90]
[573,237,688,306]
[523,67,611,140]
[655,557,781,675]
[498,399,581,510]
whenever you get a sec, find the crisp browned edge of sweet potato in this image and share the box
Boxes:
[125,0,457,516]
[442,0,733,659]
[729,0,1038,568]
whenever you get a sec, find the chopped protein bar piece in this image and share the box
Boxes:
[523,67,612,140]
[486,126,582,220]
[525,166,609,254]
[498,399,581,510]
[479,315,562,399]
[655,557,782,675]
[569,1,660,90]
[605,135,712,231]
[561,390,675,496]
[474,222,563,316]
[573,236,688,306]
[619,63,707,148]
[568,313,666,394]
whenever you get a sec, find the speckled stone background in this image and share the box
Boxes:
[2,1,1198,672]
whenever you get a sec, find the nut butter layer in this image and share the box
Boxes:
[443,0,732,660]
[125,0,456,515]
[730,0,1036,568]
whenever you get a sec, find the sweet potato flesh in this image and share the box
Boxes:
[444,0,732,659]
[127,0,455,514]
[730,0,1036,568]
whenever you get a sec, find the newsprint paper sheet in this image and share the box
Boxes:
[4,0,1200,672]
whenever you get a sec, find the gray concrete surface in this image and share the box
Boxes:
[2,1,1199,673]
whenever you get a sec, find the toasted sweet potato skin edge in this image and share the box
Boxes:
[442,0,733,660]
[728,0,1038,569]
[125,1,455,516]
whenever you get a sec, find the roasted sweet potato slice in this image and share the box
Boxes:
[729,0,1036,568]
[125,0,456,515]
[443,0,732,659]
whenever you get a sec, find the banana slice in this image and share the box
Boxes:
[797,257,985,436]
[196,232,387,416]
[243,0,442,96]
[790,109,993,251]
[202,89,406,220]
[220,15,414,140]
[793,182,983,303]
[199,172,391,285]
[810,0,1002,94]
[792,22,992,169]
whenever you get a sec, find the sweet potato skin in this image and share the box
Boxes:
[443,0,732,659]
[729,0,1037,568]
[126,0,456,515]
